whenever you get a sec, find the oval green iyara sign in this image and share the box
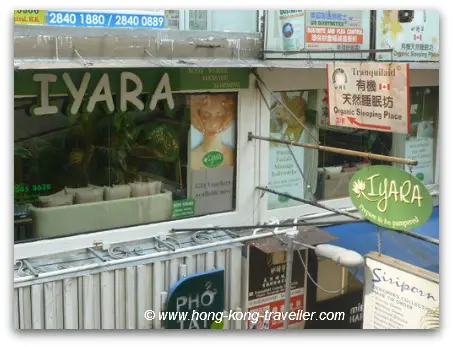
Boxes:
[203,151,224,168]
[349,165,433,231]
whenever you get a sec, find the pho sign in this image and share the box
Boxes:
[164,268,224,329]
[349,165,433,231]
[327,62,409,134]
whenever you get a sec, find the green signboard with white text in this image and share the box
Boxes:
[349,165,433,231]
[14,68,250,96]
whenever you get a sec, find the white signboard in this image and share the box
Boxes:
[363,252,439,329]
[405,137,434,185]
[327,62,409,134]
[375,10,439,62]
[264,10,371,60]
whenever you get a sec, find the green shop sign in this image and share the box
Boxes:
[349,165,433,231]
[172,199,195,218]
[14,68,250,116]
[164,268,224,329]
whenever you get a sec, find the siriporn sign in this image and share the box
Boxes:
[327,62,410,134]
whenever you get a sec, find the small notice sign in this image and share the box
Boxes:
[327,62,410,134]
[172,199,195,219]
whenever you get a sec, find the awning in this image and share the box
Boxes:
[322,206,439,282]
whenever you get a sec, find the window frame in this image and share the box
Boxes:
[14,74,260,261]
[172,10,260,32]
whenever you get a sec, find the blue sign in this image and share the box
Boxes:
[164,268,225,329]
[46,10,165,29]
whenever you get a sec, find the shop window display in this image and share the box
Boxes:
[395,87,439,185]
[267,89,395,206]
[14,73,237,242]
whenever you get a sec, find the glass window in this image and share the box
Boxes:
[163,10,259,32]
[189,10,208,31]
[267,89,399,205]
[14,86,237,242]
[164,10,181,30]
[268,90,319,210]
[395,86,439,185]
[209,10,258,33]
[315,88,393,201]
[266,87,438,208]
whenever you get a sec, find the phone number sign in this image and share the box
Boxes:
[46,10,166,29]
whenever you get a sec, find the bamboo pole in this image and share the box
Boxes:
[248,133,418,166]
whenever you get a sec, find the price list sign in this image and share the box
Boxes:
[46,10,166,29]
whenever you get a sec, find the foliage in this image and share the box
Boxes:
[15,99,190,194]
[422,307,440,329]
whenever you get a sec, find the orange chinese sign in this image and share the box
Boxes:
[14,10,46,25]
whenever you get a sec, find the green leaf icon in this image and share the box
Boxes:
[203,151,224,168]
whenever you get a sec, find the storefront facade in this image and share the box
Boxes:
[13,9,440,330]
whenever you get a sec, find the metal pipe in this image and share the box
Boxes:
[257,186,361,220]
[14,226,305,285]
[249,133,418,166]
[283,235,294,329]
[170,219,364,233]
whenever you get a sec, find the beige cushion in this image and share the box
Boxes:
[39,193,74,208]
[74,188,104,204]
[104,185,131,201]
[129,182,150,197]
[65,186,94,196]
[148,181,162,195]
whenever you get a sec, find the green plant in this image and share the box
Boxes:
[422,307,440,329]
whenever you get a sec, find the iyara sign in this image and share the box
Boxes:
[164,268,225,329]
[349,165,433,231]
[14,68,250,116]
[327,62,410,134]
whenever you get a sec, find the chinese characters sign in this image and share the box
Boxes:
[305,11,367,52]
[264,10,371,60]
[327,62,410,134]
[375,10,439,62]
[14,10,46,25]
[246,245,305,329]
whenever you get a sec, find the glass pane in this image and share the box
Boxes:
[315,90,392,201]
[268,90,319,210]
[402,86,438,185]
[189,10,207,30]
[210,10,258,32]
[165,10,180,30]
[14,84,237,242]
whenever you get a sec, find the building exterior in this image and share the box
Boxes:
[13,10,439,329]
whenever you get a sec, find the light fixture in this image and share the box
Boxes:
[314,244,364,268]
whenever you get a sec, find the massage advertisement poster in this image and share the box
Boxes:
[187,94,237,216]
[268,91,306,210]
